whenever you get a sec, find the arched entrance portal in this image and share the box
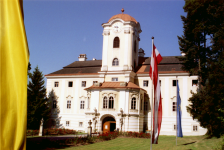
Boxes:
[102,116,116,133]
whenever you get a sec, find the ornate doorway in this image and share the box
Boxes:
[101,116,116,133]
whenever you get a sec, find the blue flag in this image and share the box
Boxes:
[177,80,183,137]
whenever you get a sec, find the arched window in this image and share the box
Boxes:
[112,58,119,66]
[131,97,136,109]
[113,37,120,48]
[103,96,108,108]
[134,40,136,52]
[109,96,114,109]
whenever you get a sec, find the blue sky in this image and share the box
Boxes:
[23,0,186,81]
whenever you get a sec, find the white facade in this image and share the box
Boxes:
[45,11,207,136]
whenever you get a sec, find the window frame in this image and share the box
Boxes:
[80,101,85,109]
[113,37,120,48]
[93,81,98,85]
[112,58,119,66]
[109,96,114,109]
[68,81,73,87]
[193,125,198,131]
[79,122,83,127]
[112,77,118,81]
[192,80,198,86]
[131,97,136,110]
[66,121,70,126]
[54,82,59,87]
[173,80,177,86]
[103,96,108,109]
[67,100,71,109]
[172,102,177,111]
[81,81,86,87]
[143,80,148,87]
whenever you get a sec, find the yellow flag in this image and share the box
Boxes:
[0,0,29,149]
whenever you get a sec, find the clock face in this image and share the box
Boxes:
[113,22,121,33]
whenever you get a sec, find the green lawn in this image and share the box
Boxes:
[63,135,223,150]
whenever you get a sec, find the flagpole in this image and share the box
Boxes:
[150,37,154,150]
[176,76,178,146]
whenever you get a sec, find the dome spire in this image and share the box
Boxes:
[121,8,124,14]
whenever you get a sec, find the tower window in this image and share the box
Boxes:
[112,58,119,66]
[113,37,120,48]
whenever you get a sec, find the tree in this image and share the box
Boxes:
[179,0,224,137]
[187,52,224,137]
[178,0,224,87]
[27,66,51,130]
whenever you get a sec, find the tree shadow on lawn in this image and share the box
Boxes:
[181,141,196,145]
[27,136,85,150]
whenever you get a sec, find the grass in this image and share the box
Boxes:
[64,135,223,150]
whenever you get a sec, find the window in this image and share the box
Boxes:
[193,125,198,131]
[66,121,70,126]
[80,101,85,109]
[82,81,86,87]
[112,77,118,81]
[112,58,119,66]
[173,80,176,86]
[134,40,136,52]
[141,99,143,110]
[87,97,90,109]
[55,82,59,87]
[109,96,114,109]
[192,80,198,86]
[144,101,148,111]
[68,81,73,87]
[67,100,71,109]
[79,122,83,127]
[93,81,98,84]
[103,96,108,108]
[174,125,176,130]
[113,37,120,48]
[53,100,57,109]
[143,80,148,87]
[173,102,177,111]
[131,97,136,109]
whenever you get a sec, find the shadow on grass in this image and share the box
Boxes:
[27,136,81,150]
[182,141,196,145]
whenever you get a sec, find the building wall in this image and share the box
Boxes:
[46,73,207,135]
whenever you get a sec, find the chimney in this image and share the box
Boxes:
[78,54,87,61]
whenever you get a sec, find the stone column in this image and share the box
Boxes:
[39,118,44,136]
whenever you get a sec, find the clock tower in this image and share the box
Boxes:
[101,9,142,75]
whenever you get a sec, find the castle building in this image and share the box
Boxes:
[45,9,207,135]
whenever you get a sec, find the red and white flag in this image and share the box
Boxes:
[149,44,163,144]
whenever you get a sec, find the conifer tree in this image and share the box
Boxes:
[179,0,224,137]
[27,66,51,129]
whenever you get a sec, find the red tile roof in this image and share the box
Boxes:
[85,82,146,92]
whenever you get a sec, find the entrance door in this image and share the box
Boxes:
[103,121,116,133]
